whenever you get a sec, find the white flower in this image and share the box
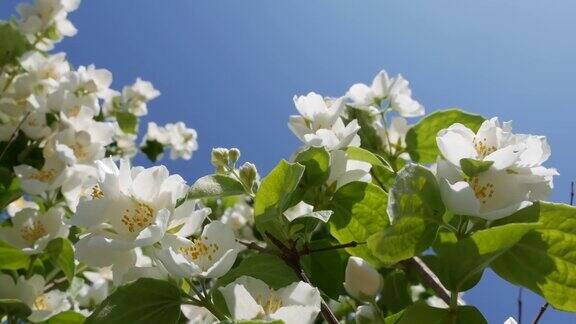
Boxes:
[0,274,70,322]
[436,118,557,220]
[77,270,110,307]
[20,52,70,92]
[0,207,69,254]
[121,78,160,116]
[343,256,383,300]
[288,93,360,151]
[220,199,255,240]
[219,276,322,324]
[157,221,241,279]
[436,159,553,220]
[72,159,199,280]
[328,150,372,190]
[142,122,199,160]
[17,0,80,50]
[347,70,424,117]
[181,305,217,324]
[14,157,66,196]
[376,117,410,155]
[6,197,39,217]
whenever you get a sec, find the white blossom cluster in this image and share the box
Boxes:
[0,1,562,323]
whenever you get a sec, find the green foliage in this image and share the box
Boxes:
[344,146,393,172]
[0,299,32,319]
[0,240,29,270]
[254,160,304,241]
[0,171,21,210]
[433,223,537,292]
[46,238,76,283]
[459,158,494,178]
[140,139,164,162]
[405,109,484,163]
[490,202,576,311]
[115,112,138,134]
[217,253,298,289]
[294,146,330,186]
[187,174,246,199]
[368,164,444,266]
[46,311,86,324]
[381,270,412,313]
[369,217,438,267]
[397,302,487,324]
[0,23,30,68]
[86,278,183,324]
[346,107,385,154]
[328,181,389,265]
[301,239,349,300]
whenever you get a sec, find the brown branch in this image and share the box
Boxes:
[532,302,548,324]
[297,268,339,324]
[571,181,574,206]
[236,239,269,253]
[401,257,451,306]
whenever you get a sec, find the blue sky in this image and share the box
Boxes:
[2,0,576,322]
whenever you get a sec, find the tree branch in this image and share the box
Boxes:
[518,287,523,324]
[236,239,270,254]
[401,257,452,306]
[0,111,31,162]
[532,302,548,324]
[299,241,364,256]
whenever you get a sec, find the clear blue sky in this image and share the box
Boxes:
[2,0,575,322]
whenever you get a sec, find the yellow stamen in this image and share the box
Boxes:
[120,202,155,233]
[20,220,47,243]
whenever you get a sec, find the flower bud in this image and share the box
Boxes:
[228,148,241,165]
[344,256,383,300]
[211,148,229,167]
[239,162,257,188]
[355,305,376,324]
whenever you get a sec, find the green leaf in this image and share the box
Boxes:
[346,107,385,154]
[0,23,30,68]
[398,302,486,324]
[217,253,298,290]
[344,146,393,172]
[368,164,445,265]
[434,223,537,292]
[387,164,445,221]
[46,238,76,283]
[368,217,438,266]
[384,310,404,324]
[86,278,183,324]
[328,182,389,265]
[46,311,86,324]
[405,109,484,163]
[490,202,576,311]
[0,240,29,270]
[140,140,164,162]
[381,270,412,313]
[0,174,21,210]
[0,299,31,319]
[294,146,330,186]
[460,158,493,178]
[301,239,349,300]
[187,174,246,199]
[115,112,138,134]
[254,160,305,241]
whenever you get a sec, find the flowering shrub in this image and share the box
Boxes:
[0,1,573,324]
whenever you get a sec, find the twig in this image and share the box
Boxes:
[236,239,269,253]
[518,287,523,324]
[570,181,574,206]
[0,111,31,162]
[401,257,451,305]
[299,241,364,256]
[532,302,548,324]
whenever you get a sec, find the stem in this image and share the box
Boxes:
[186,279,227,321]
[298,268,339,324]
[570,181,574,206]
[449,290,458,310]
[518,287,523,324]
[237,239,269,253]
[369,300,386,323]
[400,257,451,305]
[532,302,548,324]
[299,241,363,255]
